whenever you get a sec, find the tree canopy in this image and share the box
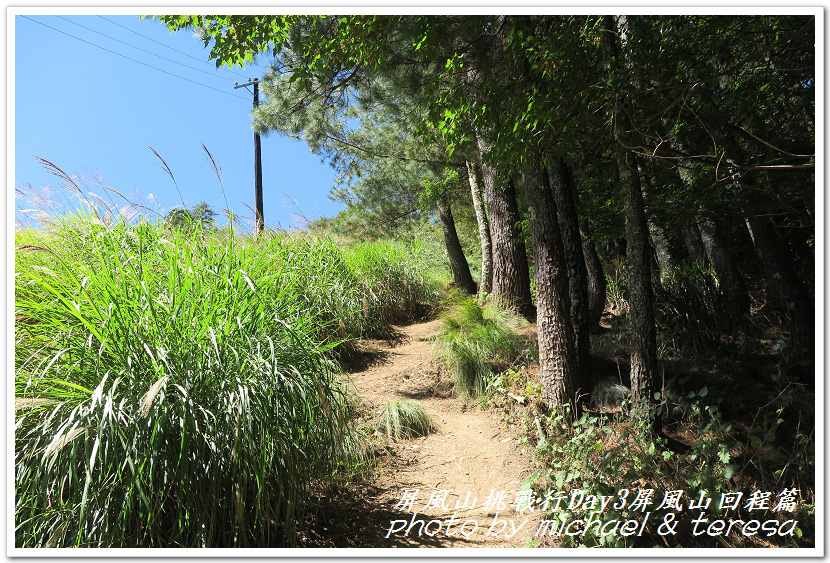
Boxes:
[152,13,815,420]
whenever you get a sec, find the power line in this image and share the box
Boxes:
[56,16,240,84]
[19,16,249,101]
[96,15,252,80]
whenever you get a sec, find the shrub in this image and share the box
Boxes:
[526,377,813,548]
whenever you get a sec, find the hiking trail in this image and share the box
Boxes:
[325,318,540,548]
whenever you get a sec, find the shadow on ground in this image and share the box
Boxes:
[298,481,479,548]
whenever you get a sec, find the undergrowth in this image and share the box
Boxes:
[481,260,814,548]
[483,363,817,548]
[520,374,814,548]
[435,293,536,398]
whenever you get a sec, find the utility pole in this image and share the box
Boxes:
[235,78,264,235]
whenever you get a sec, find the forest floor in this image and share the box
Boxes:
[298,318,544,548]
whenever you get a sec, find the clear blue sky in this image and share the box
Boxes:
[13,12,345,231]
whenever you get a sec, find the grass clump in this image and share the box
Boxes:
[376,399,438,441]
[14,212,443,548]
[436,294,534,398]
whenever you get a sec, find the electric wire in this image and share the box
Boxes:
[19,16,250,101]
[96,15,252,80]
[56,16,245,84]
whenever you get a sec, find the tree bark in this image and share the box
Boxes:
[581,229,607,334]
[618,148,659,412]
[476,136,533,317]
[604,15,659,421]
[522,153,580,413]
[681,220,708,266]
[436,195,477,295]
[466,159,493,294]
[697,212,750,317]
[745,213,813,360]
[637,159,677,276]
[545,155,590,366]
[572,180,608,335]
[650,222,676,275]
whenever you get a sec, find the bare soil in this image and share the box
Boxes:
[300,318,540,548]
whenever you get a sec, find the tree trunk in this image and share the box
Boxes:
[573,181,608,335]
[604,15,659,422]
[545,155,590,366]
[581,230,607,334]
[745,213,813,361]
[618,148,659,413]
[436,196,477,295]
[466,159,493,294]
[476,136,533,317]
[650,222,676,274]
[681,220,708,265]
[697,212,750,317]
[637,159,677,276]
[522,153,580,413]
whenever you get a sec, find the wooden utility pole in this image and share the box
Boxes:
[235,78,264,235]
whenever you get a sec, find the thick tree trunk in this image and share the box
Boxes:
[618,148,659,412]
[745,213,813,360]
[476,136,533,317]
[572,182,608,335]
[466,159,493,294]
[667,113,749,314]
[637,159,677,276]
[697,212,750,317]
[522,153,580,413]
[650,222,676,274]
[436,196,477,295]
[581,231,607,334]
[664,121,710,270]
[545,155,590,366]
[681,220,708,265]
[604,15,659,423]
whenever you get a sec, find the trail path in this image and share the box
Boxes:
[341,318,538,548]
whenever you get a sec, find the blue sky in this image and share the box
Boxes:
[13,12,344,231]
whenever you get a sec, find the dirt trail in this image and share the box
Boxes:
[343,318,538,548]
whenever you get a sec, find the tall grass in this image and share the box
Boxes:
[15,209,444,547]
[654,263,737,356]
[436,294,534,398]
[342,240,441,334]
